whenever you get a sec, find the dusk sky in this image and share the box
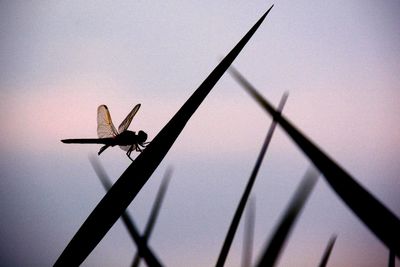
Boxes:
[1,1,399,266]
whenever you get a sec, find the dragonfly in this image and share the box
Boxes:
[61,104,149,161]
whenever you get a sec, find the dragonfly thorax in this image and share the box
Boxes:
[116,130,147,146]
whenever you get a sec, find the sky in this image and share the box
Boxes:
[0,1,399,266]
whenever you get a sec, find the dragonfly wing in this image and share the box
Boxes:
[118,104,140,133]
[97,105,118,138]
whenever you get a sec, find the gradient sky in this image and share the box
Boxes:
[1,1,399,266]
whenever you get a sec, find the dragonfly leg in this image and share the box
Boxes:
[98,145,109,155]
[126,150,133,161]
[126,146,134,161]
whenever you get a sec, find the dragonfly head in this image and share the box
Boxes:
[137,130,148,143]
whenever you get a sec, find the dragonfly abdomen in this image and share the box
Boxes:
[61,138,115,145]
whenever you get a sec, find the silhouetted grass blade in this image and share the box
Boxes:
[256,168,319,267]
[131,168,172,267]
[241,197,255,267]
[89,156,163,267]
[230,67,400,257]
[318,235,337,267]
[388,249,395,267]
[215,92,287,267]
[54,7,273,266]
[89,155,113,190]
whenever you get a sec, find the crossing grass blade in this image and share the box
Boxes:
[318,235,337,267]
[229,66,400,257]
[89,156,163,267]
[256,168,319,267]
[215,92,287,267]
[131,168,172,267]
[54,6,274,266]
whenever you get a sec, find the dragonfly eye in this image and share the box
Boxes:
[137,130,148,143]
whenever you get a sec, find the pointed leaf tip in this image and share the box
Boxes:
[264,5,274,18]
[54,7,273,266]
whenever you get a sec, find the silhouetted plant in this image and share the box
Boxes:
[255,167,319,267]
[54,6,274,266]
[131,168,171,267]
[388,249,395,267]
[89,155,164,267]
[241,197,255,267]
[230,66,400,257]
[318,235,337,267]
[215,92,287,267]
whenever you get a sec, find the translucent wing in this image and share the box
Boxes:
[118,104,141,133]
[97,105,118,138]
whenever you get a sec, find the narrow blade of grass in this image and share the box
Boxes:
[215,92,287,267]
[230,67,400,257]
[241,197,255,267]
[388,249,395,267]
[256,168,319,267]
[54,7,274,266]
[318,235,337,267]
[89,156,163,267]
[131,168,172,267]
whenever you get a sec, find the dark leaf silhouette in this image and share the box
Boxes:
[131,168,171,267]
[241,197,255,267]
[229,66,400,257]
[388,249,395,267]
[54,6,274,266]
[89,156,163,267]
[318,235,337,267]
[256,168,319,267]
[215,92,287,267]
